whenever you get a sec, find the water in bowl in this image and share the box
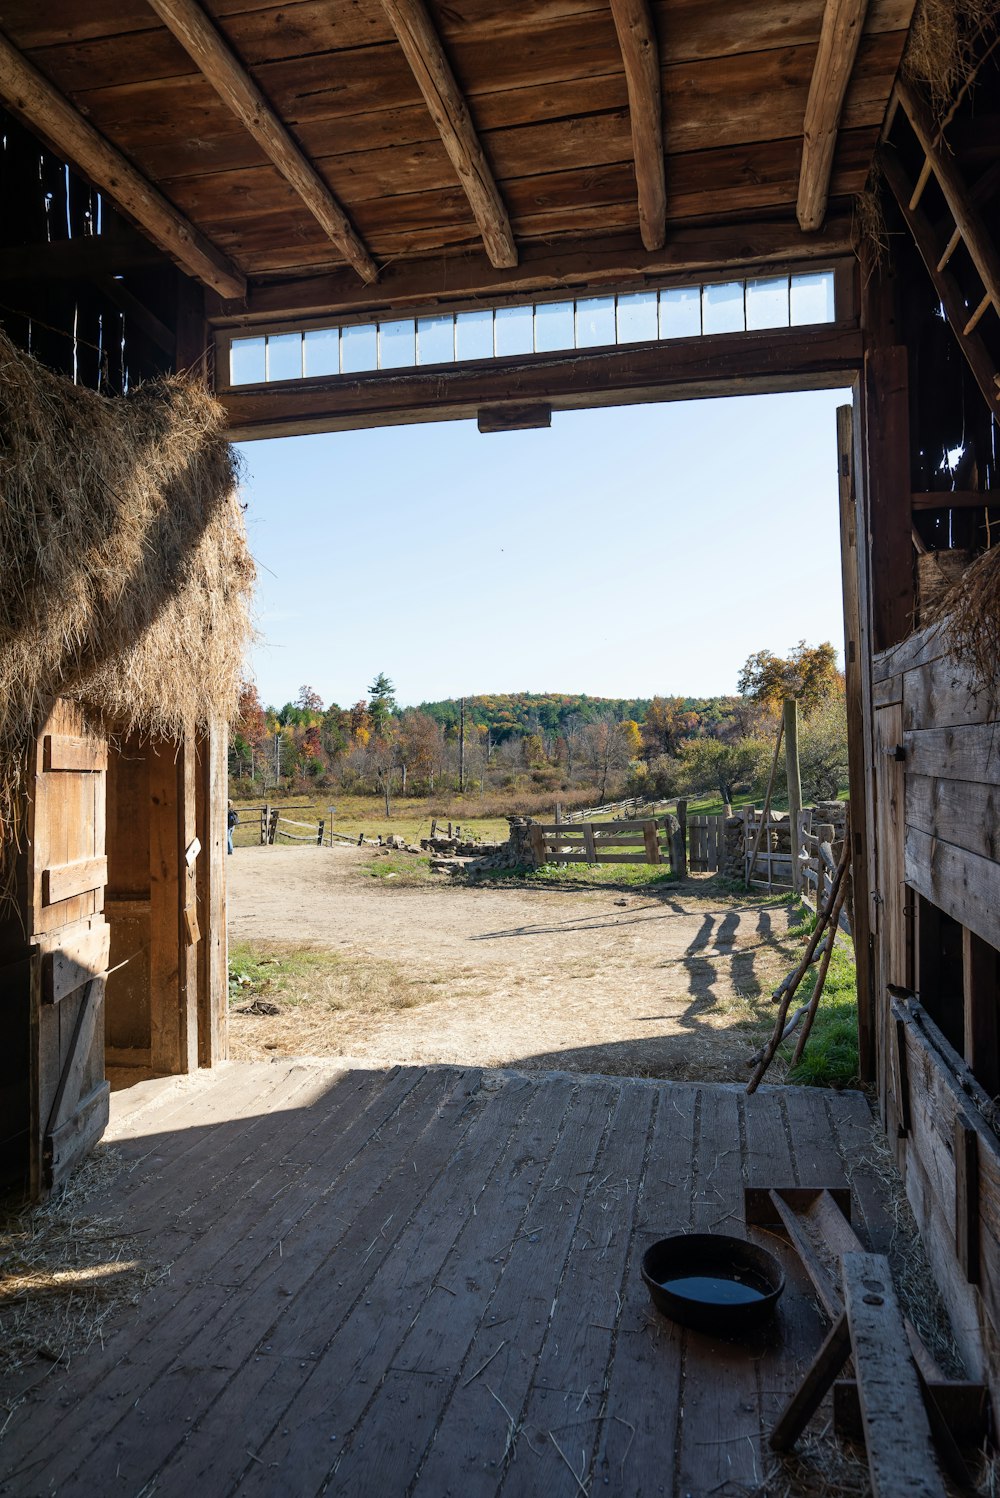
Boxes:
[660,1273,766,1306]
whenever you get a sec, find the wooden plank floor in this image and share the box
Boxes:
[0,1062,889,1498]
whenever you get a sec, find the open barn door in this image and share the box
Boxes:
[28,701,110,1195]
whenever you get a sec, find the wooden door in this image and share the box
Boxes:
[28,700,110,1194]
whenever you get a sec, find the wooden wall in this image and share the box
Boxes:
[873,626,1000,1393]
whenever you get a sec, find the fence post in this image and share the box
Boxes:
[430,818,437,839]
[676,799,688,879]
[261,804,269,845]
[583,824,597,865]
[269,807,279,844]
[642,819,659,864]
[555,801,562,825]
[783,698,802,893]
[317,819,325,846]
[528,823,547,867]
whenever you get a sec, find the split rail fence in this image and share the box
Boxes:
[530,818,671,866]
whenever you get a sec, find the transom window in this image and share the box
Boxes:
[227,270,836,387]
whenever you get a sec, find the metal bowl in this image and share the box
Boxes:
[640,1232,785,1336]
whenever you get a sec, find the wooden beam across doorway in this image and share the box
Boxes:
[375,0,517,270]
[0,29,245,300]
[797,0,870,231]
[222,322,862,441]
[146,0,378,286]
[210,218,855,327]
[609,0,666,252]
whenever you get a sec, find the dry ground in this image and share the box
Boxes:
[227,845,804,1081]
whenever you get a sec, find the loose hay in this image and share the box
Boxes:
[0,1147,161,1393]
[924,543,1000,713]
[0,329,254,868]
[903,0,1000,117]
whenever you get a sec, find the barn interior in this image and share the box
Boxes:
[0,0,999,1491]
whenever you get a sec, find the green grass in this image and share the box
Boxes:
[483,861,679,890]
[364,852,433,881]
[228,941,341,1006]
[780,909,859,1087]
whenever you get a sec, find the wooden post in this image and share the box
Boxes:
[642,818,659,864]
[430,818,437,839]
[837,402,876,1082]
[583,824,597,865]
[555,801,562,825]
[317,820,325,846]
[864,346,913,652]
[676,798,688,879]
[783,700,802,893]
[261,804,268,845]
[528,823,547,866]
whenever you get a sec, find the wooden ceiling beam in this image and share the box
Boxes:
[376,0,517,269]
[0,28,245,299]
[797,0,869,231]
[609,0,666,252]
[209,218,855,327]
[146,0,378,285]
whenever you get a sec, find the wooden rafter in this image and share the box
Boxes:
[0,28,245,299]
[609,0,666,251]
[797,0,869,231]
[146,0,378,286]
[881,147,1000,419]
[377,0,517,269]
[895,78,1000,336]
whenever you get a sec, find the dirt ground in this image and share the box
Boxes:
[227,846,804,1082]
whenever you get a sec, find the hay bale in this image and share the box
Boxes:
[924,543,1000,709]
[0,330,254,856]
[916,547,971,621]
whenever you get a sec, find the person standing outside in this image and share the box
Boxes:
[227,801,239,855]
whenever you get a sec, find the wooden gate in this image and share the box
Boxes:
[687,814,725,872]
[28,701,110,1194]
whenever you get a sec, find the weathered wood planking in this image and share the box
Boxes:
[842,1251,946,1497]
[905,825,1000,951]
[902,651,994,731]
[43,733,108,772]
[904,721,1000,782]
[906,774,1000,863]
[42,855,108,907]
[0,1066,883,1497]
[42,921,110,1005]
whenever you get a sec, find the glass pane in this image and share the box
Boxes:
[745,276,789,330]
[303,327,340,377]
[266,333,301,381]
[340,322,378,373]
[616,291,658,343]
[790,270,835,325]
[702,281,745,335]
[534,300,575,353]
[416,314,454,365]
[494,304,534,357]
[379,318,416,369]
[659,287,700,340]
[230,335,265,385]
[575,296,616,348]
[455,309,494,361]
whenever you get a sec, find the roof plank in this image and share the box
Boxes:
[146,0,378,283]
[798,0,870,230]
[0,26,245,297]
[609,0,666,250]
[376,0,517,268]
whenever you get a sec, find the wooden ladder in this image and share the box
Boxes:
[881,78,1000,423]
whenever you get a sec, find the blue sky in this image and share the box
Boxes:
[237,387,852,711]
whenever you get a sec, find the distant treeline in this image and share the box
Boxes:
[415,692,739,742]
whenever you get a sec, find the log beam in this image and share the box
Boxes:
[376,0,517,269]
[609,0,666,252]
[146,0,378,286]
[0,28,245,299]
[797,0,869,231]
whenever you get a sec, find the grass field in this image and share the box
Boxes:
[230,792,517,848]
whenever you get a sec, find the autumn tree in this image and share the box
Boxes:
[678,736,766,810]
[583,716,635,802]
[296,685,324,712]
[738,641,842,712]
[367,672,396,734]
[641,697,699,758]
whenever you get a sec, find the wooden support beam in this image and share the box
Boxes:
[0,29,245,300]
[864,344,914,652]
[609,0,666,252]
[221,322,862,440]
[911,490,998,510]
[797,0,870,231]
[881,148,1000,420]
[477,403,551,433]
[145,0,377,286]
[376,0,516,269]
[896,79,1000,333]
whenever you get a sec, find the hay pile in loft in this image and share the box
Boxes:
[927,544,1000,711]
[0,329,255,849]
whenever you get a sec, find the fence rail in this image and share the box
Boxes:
[530,818,672,867]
